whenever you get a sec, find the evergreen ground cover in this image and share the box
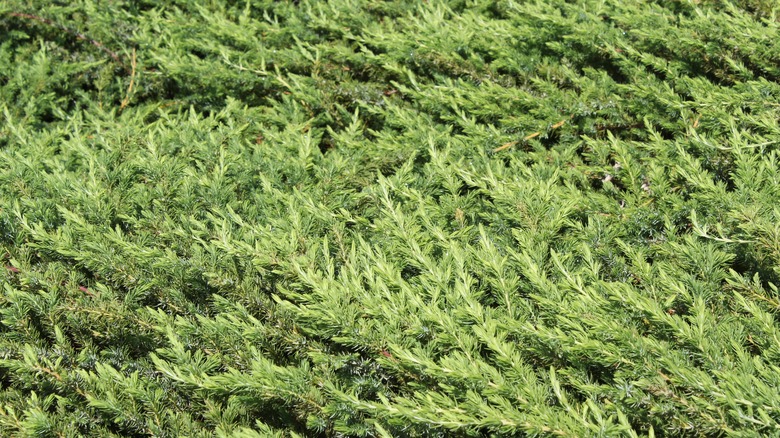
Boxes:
[2,0,780,436]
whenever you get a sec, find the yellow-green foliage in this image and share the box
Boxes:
[2,0,780,436]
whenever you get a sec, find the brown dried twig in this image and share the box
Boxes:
[119,48,137,112]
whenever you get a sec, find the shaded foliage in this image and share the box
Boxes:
[2,0,780,436]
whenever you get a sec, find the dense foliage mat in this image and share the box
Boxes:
[2,0,780,436]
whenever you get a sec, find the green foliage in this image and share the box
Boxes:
[2,0,780,436]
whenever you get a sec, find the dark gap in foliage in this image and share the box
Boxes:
[400,264,421,281]
[457,183,479,198]
[539,130,560,149]
[498,153,513,169]
[731,251,780,294]
[0,368,11,391]
[317,130,335,154]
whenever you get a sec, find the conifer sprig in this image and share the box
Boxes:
[2,0,780,436]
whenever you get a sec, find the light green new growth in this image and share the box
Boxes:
[1,0,780,436]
